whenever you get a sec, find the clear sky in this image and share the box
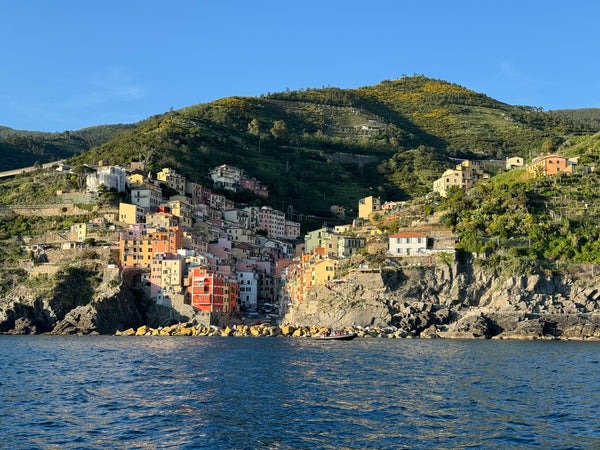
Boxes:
[1,0,599,132]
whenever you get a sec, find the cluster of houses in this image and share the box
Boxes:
[432,154,581,197]
[56,152,584,319]
[73,162,300,315]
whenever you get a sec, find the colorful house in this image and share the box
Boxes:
[185,267,226,312]
[119,225,184,268]
[527,154,575,177]
[358,196,382,219]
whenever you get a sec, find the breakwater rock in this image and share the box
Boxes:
[116,323,415,339]
[282,265,600,340]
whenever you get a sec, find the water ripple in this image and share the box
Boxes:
[1,336,599,448]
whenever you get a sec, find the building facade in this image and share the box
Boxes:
[388,232,429,256]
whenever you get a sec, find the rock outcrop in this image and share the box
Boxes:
[50,289,144,335]
[4,260,600,339]
[283,264,600,340]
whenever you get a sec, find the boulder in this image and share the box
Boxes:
[438,313,492,339]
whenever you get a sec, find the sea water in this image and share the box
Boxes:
[1,336,599,449]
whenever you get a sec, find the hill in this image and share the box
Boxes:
[418,131,600,271]
[549,108,600,129]
[0,123,139,171]
[66,76,597,216]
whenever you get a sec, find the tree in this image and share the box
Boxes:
[541,139,556,153]
[270,120,288,140]
[248,119,261,136]
[72,164,89,192]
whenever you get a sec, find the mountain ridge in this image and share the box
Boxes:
[3,76,600,217]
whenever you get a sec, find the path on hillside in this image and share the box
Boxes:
[0,160,66,179]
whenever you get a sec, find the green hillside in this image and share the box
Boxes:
[0,123,138,170]
[67,76,596,217]
[549,108,600,129]
[423,131,600,270]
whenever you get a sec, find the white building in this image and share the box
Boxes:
[237,270,259,311]
[86,166,127,193]
[210,164,245,191]
[223,208,251,229]
[388,232,429,256]
[130,184,163,211]
[337,237,365,258]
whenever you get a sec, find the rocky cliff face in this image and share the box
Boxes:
[0,267,146,335]
[4,260,600,339]
[0,286,144,335]
[283,264,600,340]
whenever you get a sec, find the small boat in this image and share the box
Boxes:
[313,331,357,341]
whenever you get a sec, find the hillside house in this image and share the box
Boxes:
[156,168,186,194]
[240,177,269,197]
[526,154,576,177]
[358,196,382,219]
[506,156,525,170]
[433,160,489,197]
[210,164,245,191]
[388,232,429,256]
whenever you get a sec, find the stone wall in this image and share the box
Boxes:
[0,204,90,217]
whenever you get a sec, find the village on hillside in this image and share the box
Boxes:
[17,152,580,323]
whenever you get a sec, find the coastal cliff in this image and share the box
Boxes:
[3,259,600,339]
[283,263,600,340]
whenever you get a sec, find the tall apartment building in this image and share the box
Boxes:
[119,226,184,268]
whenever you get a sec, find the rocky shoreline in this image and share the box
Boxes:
[115,317,600,340]
[4,262,600,340]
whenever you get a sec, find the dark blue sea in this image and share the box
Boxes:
[1,336,599,449]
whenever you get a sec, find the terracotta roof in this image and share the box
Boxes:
[390,232,427,238]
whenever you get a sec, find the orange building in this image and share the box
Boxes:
[120,226,184,268]
[285,249,336,304]
[527,154,574,177]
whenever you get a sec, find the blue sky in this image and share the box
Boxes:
[1,0,599,132]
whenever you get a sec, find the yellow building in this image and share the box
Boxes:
[311,259,337,285]
[167,196,194,228]
[127,173,145,187]
[156,168,186,194]
[358,196,382,219]
[433,160,489,197]
[506,156,524,170]
[70,223,87,242]
[118,202,146,225]
[161,258,184,293]
[433,169,463,196]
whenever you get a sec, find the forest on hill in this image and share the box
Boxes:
[2,76,600,218]
[0,123,140,171]
[67,76,599,216]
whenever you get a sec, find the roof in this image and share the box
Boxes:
[390,232,427,238]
